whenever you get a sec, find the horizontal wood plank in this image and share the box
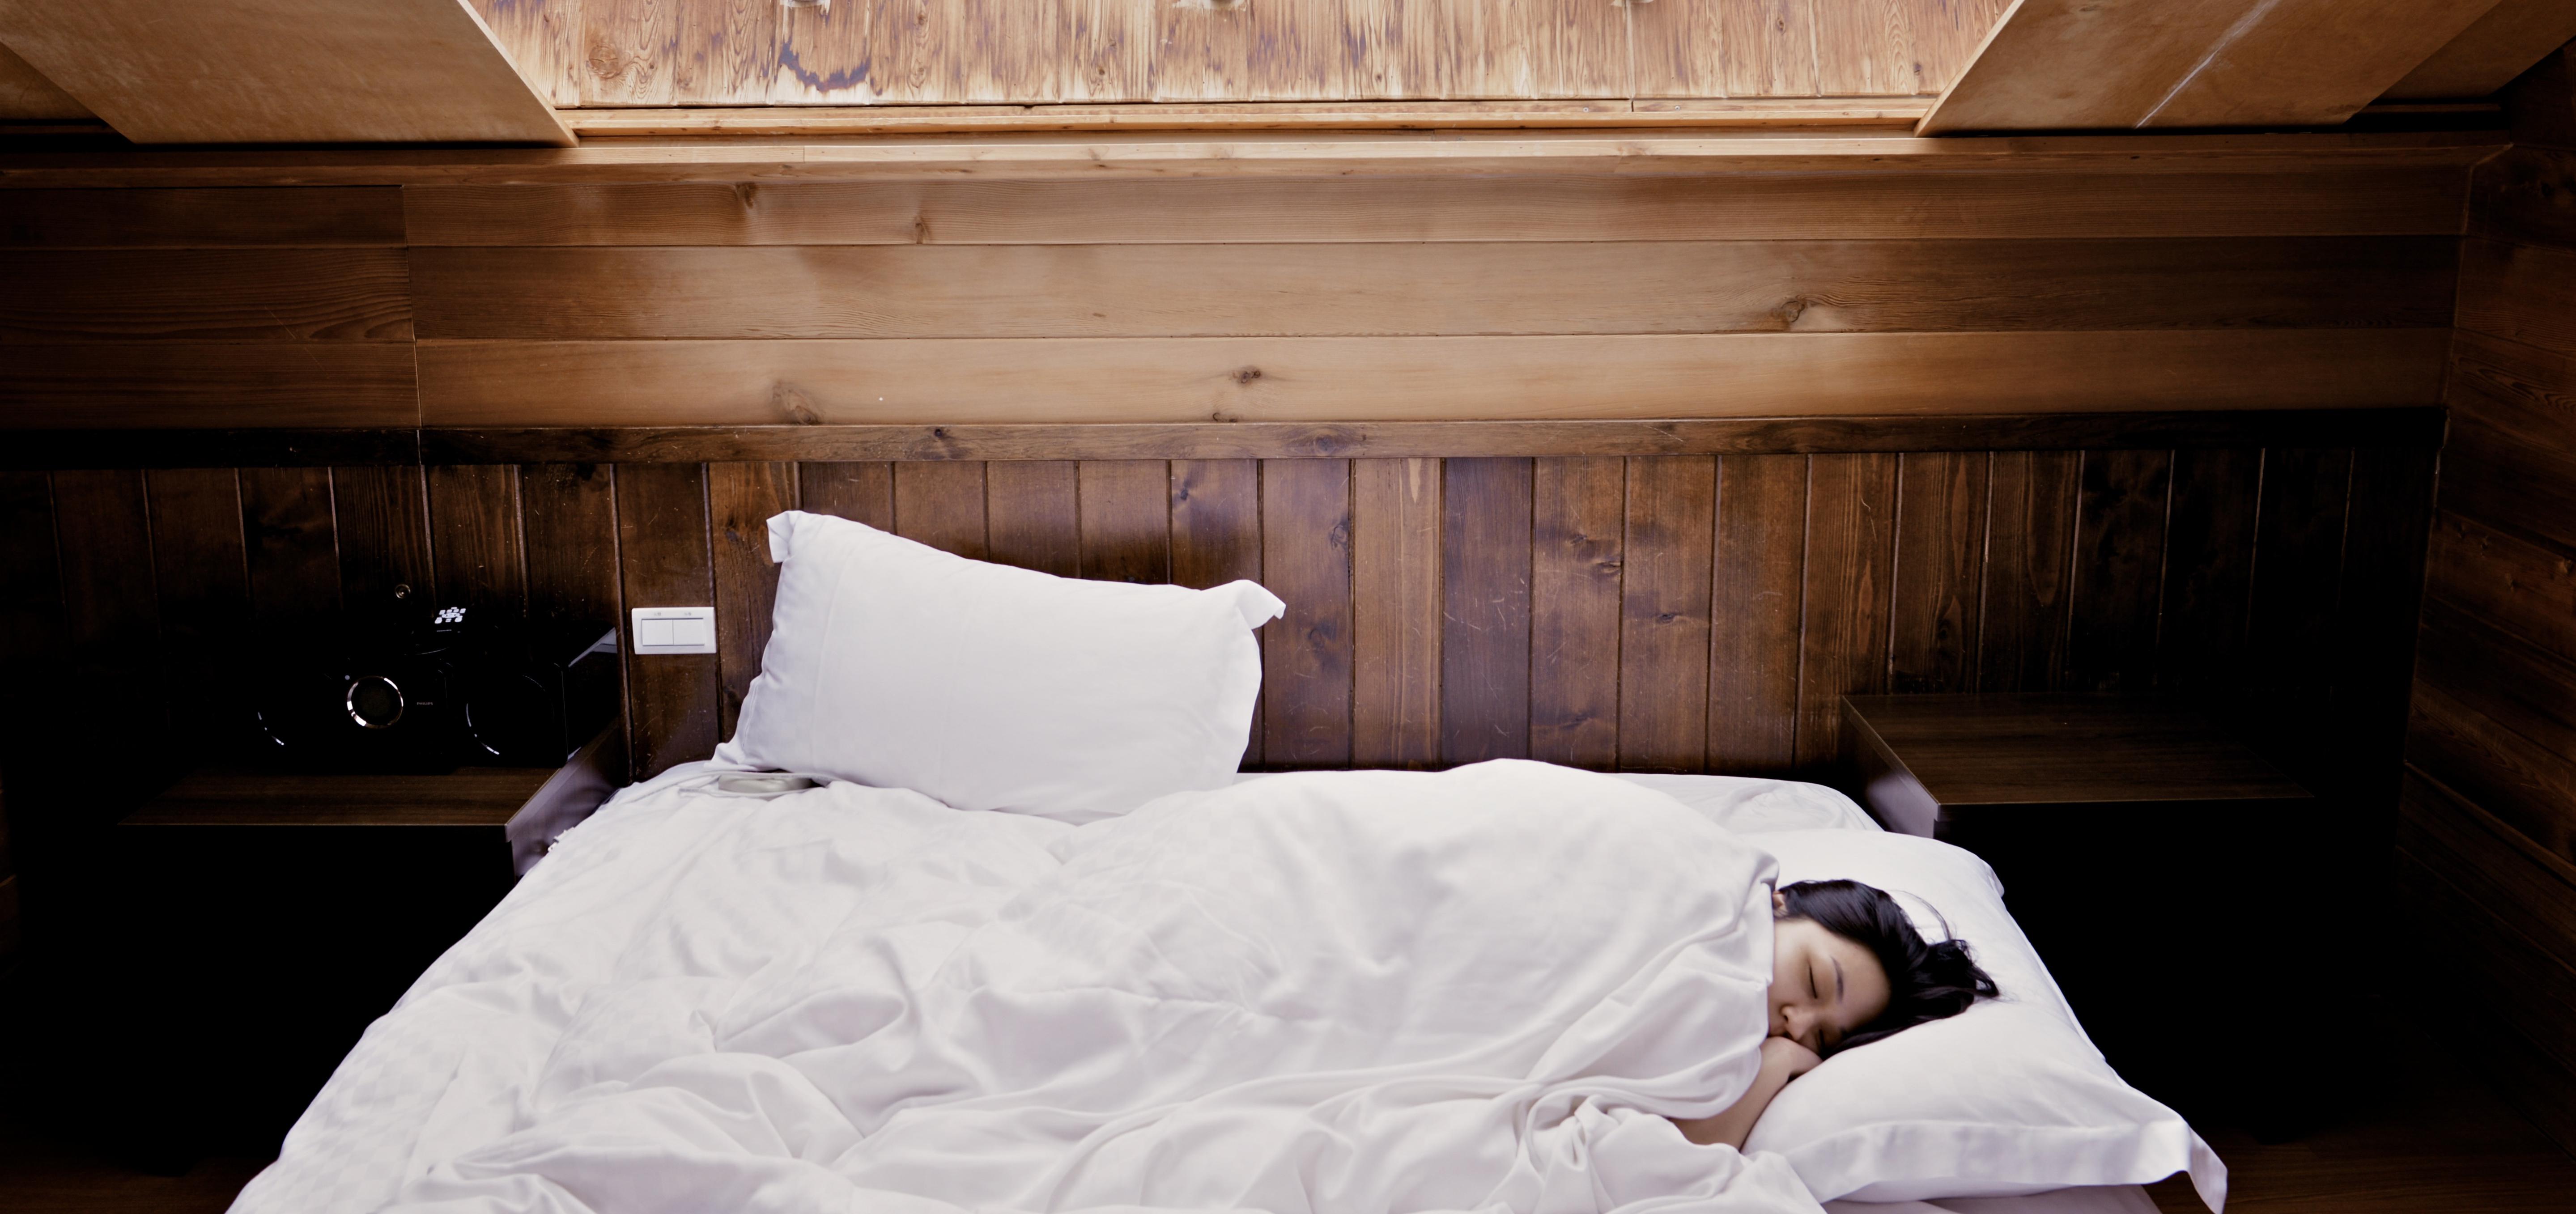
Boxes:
[408,237,2455,340]
[413,331,2448,428]
[565,102,1937,136]
[2469,147,2576,250]
[412,409,2449,465]
[399,169,2475,246]
[0,249,412,342]
[0,344,418,429]
[2459,238,2576,357]
[0,130,2502,188]
[0,187,407,247]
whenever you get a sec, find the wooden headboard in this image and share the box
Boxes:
[0,411,2436,795]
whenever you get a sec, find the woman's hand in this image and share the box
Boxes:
[1760,1035,1823,1080]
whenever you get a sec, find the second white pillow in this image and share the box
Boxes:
[715,510,1284,822]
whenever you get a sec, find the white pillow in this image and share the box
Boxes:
[1744,830,2227,1213]
[714,511,1284,821]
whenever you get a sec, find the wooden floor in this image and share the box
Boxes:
[0,1021,2566,1211]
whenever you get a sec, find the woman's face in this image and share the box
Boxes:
[1768,891,1893,1055]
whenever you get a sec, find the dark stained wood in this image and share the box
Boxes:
[238,467,340,624]
[1708,454,1807,775]
[1888,451,1986,694]
[1845,693,2310,809]
[1528,456,1623,769]
[328,465,431,607]
[48,470,161,753]
[0,187,407,248]
[614,463,719,778]
[1261,459,1353,769]
[984,461,1079,576]
[2459,238,2576,358]
[417,409,2448,465]
[2469,146,2576,250]
[1350,458,1440,770]
[795,462,894,529]
[0,471,65,703]
[1977,450,2079,693]
[1617,456,1717,773]
[2332,444,2438,814]
[891,461,987,560]
[0,249,413,342]
[1794,454,1897,772]
[519,463,621,628]
[143,468,247,739]
[707,462,794,742]
[1439,458,1533,765]
[1169,458,1263,767]
[0,343,420,430]
[123,768,557,827]
[425,464,525,615]
[2155,447,2261,692]
[2395,833,2576,1083]
[2413,602,2576,866]
[0,428,417,470]
[2065,450,2171,693]
[1076,460,1170,584]
[2249,448,2355,699]
[2427,509,2576,663]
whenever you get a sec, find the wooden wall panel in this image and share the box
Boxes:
[1794,454,1898,769]
[1440,458,1533,765]
[1887,452,1986,695]
[1169,458,1265,767]
[1617,457,1717,772]
[2405,48,2576,1154]
[2065,450,2171,693]
[239,467,342,625]
[1707,454,1807,775]
[986,462,1081,577]
[144,468,247,744]
[1261,458,1353,768]
[709,462,795,741]
[891,462,988,560]
[797,462,895,529]
[615,464,719,778]
[1076,461,1171,584]
[426,464,527,615]
[1528,456,1623,768]
[1351,458,1441,769]
[1976,451,2079,693]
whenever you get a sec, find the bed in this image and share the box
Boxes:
[230,511,2217,1214]
[229,764,2177,1214]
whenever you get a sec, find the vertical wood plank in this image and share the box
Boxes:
[1529,456,1624,768]
[708,462,795,743]
[1888,451,1988,694]
[1619,456,1717,773]
[1078,460,1172,585]
[2248,447,2355,790]
[1172,458,1264,767]
[580,0,676,105]
[1977,450,2079,693]
[893,462,988,559]
[1352,458,1441,769]
[1796,453,1899,773]
[2339,447,2436,791]
[797,462,894,529]
[616,463,720,777]
[1709,454,1808,775]
[522,463,623,773]
[1815,0,1926,96]
[468,0,583,106]
[986,461,1080,576]
[331,465,432,608]
[239,467,340,626]
[426,463,527,616]
[145,468,248,744]
[2157,447,2263,692]
[673,0,780,104]
[51,471,161,755]
[0,472,61,896]
[1441,457,1533,765]
[2065,450,2172,693]
[1262,459,1353,768]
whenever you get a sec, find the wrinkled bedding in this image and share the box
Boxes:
[236,761,1832,1214]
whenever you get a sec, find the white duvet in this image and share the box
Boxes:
[236,761,1830,1214]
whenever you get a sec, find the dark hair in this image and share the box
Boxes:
[1777,878,1998,1053]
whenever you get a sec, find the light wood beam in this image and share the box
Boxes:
[0,0,572,145]
[2385,0,2576,100]
[1923,0,2512,133]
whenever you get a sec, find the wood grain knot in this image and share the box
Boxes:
[1233,366,1264,385]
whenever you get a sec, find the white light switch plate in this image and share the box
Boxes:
[631,606,718,654]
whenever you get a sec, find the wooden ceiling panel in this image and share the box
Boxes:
[1924,0,2512,133]
[2385,0,2576,100]
[0,41,87,120]
[0,0,573,145]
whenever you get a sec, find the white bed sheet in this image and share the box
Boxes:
[231,767,2160,1214]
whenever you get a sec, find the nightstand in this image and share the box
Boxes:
[108,725,622,1157]
[1840,694,2333,1133]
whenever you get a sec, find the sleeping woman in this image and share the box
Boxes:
[1673,878,2001,1149]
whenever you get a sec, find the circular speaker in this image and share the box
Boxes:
[344,674,408,730]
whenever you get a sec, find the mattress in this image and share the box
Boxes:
[230,767,2159,1214]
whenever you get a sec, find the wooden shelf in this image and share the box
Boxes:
[123,768,559,828]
